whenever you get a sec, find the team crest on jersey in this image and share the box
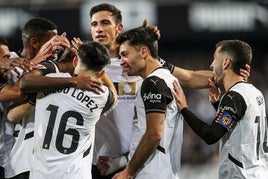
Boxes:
[222,116,231,125]
[256,96,264,105]
[34,64,47,70]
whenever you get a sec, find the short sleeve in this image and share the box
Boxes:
[141,76,173,114]
[215,91,247,131]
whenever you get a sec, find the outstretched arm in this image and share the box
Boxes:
[172,66,213,89]
[0,83,27,102]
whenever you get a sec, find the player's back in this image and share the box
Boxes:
[30,73,113,179]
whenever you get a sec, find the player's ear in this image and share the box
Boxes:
[117,23,123,34]
[30,38,38,49]
[73,56,79,67]
[223,58,231,70]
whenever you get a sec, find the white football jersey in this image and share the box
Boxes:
[5,59,60,178]
[218,83,268,179]
[93,58,143,163]
[30,73,113,179]
[129,68,183,179]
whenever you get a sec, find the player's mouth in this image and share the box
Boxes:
[95,35,106,41]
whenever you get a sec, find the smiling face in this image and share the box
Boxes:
[90,10,122,48]
[210,46,225,87]
[119,41,145,76]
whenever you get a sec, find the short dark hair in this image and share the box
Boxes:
[22,17,57,39]
[0,36,8,46]
[116,27,158,58]
[90,3,122,24]
[78,41,110,72]
[216,40,252,75]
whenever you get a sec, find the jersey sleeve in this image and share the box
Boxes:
[215,90,247,131]
[141,76,173,114]
[102,89,114,114]
[33,60,59,76]
[158,57,175,73]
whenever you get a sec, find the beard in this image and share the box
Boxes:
[214,72,224,89]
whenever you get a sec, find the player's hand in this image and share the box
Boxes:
[240,64,250,81]
[49,32,70,51]
[72,75,104,94]
[71,37,83,49]
[172,80,188,111]
[112,168,134,179]
[208,78,221,104]
[96,156,110,176]
[31,32,70,64]
[97,155,128,176]
[141,19,161,40]
[31,42,54,64]
[1,57,33,74]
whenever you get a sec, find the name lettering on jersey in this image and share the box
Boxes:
[143,92,162,103]
[44,87,98,112]
[44,87,70,96]
[71,89,98,112]
[256,96,264,105]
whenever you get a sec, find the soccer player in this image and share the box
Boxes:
[172,40,268,179]
[112,27,183,179]
[15,4,250,179]
[30,41,115,179]
[0,36,34,179]
[4,17,69,179]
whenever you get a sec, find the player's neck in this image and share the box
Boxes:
[109,43,120,58]
[140,58,161,79]
[224,72,245,91]
[75,70,97,78]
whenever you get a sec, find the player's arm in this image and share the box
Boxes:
[128,112,165,176]
[99,71,117,105]
[160,58,250,89]
[0,57,33,73]
[0,83,27,102]
[172,66,212,89]
[172,80,247,144]
[7,68,42,122]
[20,73,105,94]
[7,101,35,123]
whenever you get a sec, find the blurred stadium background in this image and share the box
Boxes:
[1,0,267,178]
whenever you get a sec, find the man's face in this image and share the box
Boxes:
[0,44,10,59]
[0,44,10,81]
[210,46,225,87]
[119,42,144,76]
[90,10,122,48]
